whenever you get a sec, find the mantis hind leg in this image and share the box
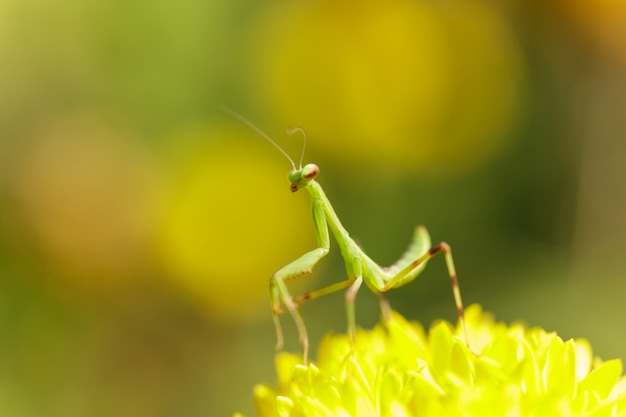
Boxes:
[382,242,470,348]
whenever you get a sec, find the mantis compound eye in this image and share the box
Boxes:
[302,164,319,179]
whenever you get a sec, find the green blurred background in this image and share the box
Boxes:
[1,0,625,416]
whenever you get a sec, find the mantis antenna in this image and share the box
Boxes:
[219,105,297,170]
[286,127,307,170]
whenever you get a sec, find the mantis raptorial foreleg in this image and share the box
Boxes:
[270,248,329,361]
[269,198,329,362]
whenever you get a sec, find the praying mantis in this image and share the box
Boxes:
[221,107,469,364]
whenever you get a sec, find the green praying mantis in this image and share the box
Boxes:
[221,107,469,364]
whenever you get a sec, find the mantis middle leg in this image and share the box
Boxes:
[293,271,364,345]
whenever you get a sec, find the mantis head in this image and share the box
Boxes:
[288,163,319,192]
[283,127,317,192]
[219,106,316,192]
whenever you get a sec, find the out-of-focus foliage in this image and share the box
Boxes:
[558,0,626,64]
[10,110,163,292]
[0,0,625,416]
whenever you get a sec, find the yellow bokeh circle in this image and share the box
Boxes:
[158,124,315,319]
[250,0,526,175]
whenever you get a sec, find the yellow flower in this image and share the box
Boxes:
[242,305,626,417]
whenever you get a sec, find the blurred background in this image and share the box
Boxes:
[1,0,625,415]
